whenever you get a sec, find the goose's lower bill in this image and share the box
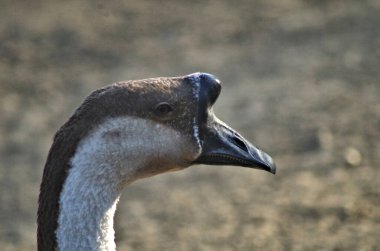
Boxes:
[193,117,276,174]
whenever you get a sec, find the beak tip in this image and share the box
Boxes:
[269,163,277,174]
[268,159,277,174]
[263,162,276,174]
[256,151,276,174]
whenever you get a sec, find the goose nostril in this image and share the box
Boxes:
[231,135,248,152]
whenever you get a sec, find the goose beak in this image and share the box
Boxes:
[193,120,276,174]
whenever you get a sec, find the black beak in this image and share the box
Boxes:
[193,119,276,174]
[185,72,276,174]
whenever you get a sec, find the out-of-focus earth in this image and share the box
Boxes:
[0,1,379,250]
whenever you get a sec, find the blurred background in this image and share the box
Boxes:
[1,0,379,250]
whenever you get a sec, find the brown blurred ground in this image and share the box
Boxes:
[0,0,379,250]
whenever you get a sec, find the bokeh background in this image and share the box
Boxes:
[1,0,379,250]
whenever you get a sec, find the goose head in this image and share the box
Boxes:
[72,72,276,182]
[67,72,275,182]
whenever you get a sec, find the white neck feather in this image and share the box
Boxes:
[57,166,120,251]
[56,116,200,251]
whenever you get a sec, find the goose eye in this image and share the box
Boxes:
[154,102,173,116]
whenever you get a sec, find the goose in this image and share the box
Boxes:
[37,72,276,251]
